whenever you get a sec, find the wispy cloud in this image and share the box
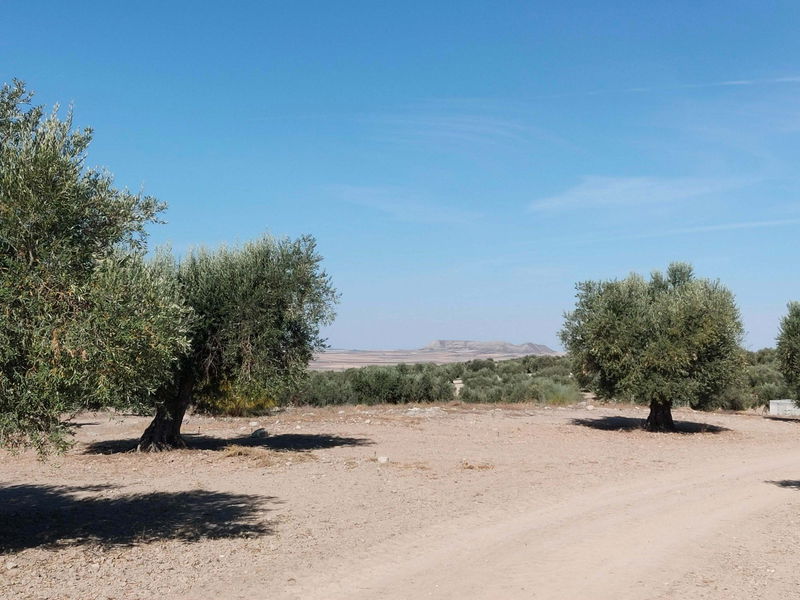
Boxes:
[326,184,481,225]
[628,217,800,240]
[362,99,574,150]
[530,175,753,211]
[369,114,531,145]
[537,217,800,249]
[533,75,800,100]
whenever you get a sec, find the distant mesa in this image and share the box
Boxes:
[421,340,558,355]
[310,339,559,371]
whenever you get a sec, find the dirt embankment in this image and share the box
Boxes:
[2,404,799,599]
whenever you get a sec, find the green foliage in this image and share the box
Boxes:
[175,236,338,415]
[777,302,800,401]
[560,263,744,411]
[0,79,339,449]
[458,357,581,404]
[281,355,581,408]
[283,362,454,407]
[706,348,789,410]
[0,80,192,452]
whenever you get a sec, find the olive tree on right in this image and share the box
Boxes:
[776,302,800,403]
[560,263,744,431]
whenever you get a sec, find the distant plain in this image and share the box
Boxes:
[310,339,560,371]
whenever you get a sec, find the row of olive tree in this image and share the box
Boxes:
[0,80,337,452]
[278,356,581,407]
[560,262,800,431]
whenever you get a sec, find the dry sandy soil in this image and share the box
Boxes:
[308,350,541,371]
[308,341,558,371]
[2,403,800,599]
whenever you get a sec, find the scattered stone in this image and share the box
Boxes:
[5,561,18,570]
[364,419,371,424]
[377,456,389,464]
[249,421,259,427]
[586,405,595,411]
[250,428,268,439]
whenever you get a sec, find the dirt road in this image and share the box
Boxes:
[288,437,800,599]
[2,404,799,599]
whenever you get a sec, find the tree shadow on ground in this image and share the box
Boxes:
[0,483,275,552]
[571,416,729,434]
[65,421,101,429]
[83,433,373,454]
[766,480,800,490]
[763,416,800,424]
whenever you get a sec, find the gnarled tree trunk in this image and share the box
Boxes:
[645,400,675,432]
[138,369,195,451]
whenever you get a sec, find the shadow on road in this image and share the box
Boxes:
[766,480,800,490]
[83,432,373,454]
[571,416,729,434]
[0,483,276,552]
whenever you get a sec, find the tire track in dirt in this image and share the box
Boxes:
[281,452,800,600]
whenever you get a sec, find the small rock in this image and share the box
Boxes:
[586,405,595,411]
[337,410,345,414]
[5,561,18,569]
[250,428,268,439]
[364,419,371,424]
[295,425,301,430]
[377,456,389,464]
[249,421,259,427]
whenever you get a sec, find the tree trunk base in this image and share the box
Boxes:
[136,434,187,452]
[645,401,676,432]
[137,368,194,451]
[136,417,188,451]
[137,405,188,452]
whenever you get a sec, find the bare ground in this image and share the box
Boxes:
[2,403,800,599]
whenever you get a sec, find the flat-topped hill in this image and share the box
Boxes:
[421,340,557,355]
[310,339,559,371]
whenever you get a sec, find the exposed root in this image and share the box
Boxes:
[135,436,187,453]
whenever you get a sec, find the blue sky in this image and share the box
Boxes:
[3,2,799,350]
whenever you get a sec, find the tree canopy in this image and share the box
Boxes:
[0,80,192,452]
[139,236,337,450]
[1,79,337,452]
[560,263,744,431]
[777,301,800,402]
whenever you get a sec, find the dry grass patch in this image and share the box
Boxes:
[221,445,317,467]
[460,459,494,471]
[393,460,431,471]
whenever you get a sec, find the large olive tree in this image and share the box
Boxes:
[560,263,743,431]
[138,236,338,450]
[1,79,338,453]
[0,80,192,452]
[776,302,800,402]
